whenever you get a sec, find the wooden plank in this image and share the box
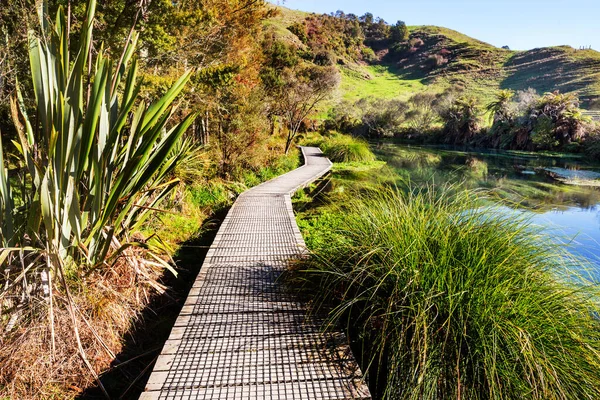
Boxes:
[140,147,371,399]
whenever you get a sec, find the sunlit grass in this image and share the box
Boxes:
[297,186,600,399]
[339,65,427,102]
[303,133,376,163]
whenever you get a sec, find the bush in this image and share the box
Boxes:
[314,50,337,66]
[300,187,600,399]
[426,53,448,69]
[288,22,308,44]
[409,38,424,48]
[360,47,378,63]
[439,96,481,143]
[584,129,600,160]
[361,99,409,137]
[322,101,362,134]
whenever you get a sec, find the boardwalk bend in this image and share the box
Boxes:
[141,147,371,399]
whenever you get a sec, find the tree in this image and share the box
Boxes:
[390,20,409,43]
[439,96,481,143]
[278,65,340,153]
[486,89,515,123]
[360,12,374,25]
[530,91,588,147]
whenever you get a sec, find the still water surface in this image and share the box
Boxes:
[375,144,600,271]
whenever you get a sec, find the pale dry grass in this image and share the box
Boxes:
[0,253,164,399]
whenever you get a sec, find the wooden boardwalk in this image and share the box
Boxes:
[141,147,371,399]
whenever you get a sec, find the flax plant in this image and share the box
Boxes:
[0,0,196,374]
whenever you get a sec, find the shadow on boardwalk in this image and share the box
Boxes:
[77,208,229,400]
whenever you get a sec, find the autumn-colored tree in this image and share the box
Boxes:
[276,65,340,153]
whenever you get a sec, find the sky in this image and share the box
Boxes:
[270,0,600,51]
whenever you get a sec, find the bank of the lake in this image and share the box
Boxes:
[294,136,600,399]
[374,143,600,270]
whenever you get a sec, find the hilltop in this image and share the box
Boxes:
[265,6,600,108]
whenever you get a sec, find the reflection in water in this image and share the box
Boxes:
[531,207,600,266]
[376,143,600,270]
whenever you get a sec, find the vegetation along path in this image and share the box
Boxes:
[141,147,371,400]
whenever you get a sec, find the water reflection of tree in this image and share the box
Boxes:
[380,144,600,212]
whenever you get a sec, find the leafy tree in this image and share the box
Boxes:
[277,65,340,153]
[488,89,591,150]
[360,13,374,25]
[390,20,409,43]
[530,91,588,147]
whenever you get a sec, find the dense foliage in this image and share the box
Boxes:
[323,86,600,157]
[0,0,342,397]
[287,11,410,64]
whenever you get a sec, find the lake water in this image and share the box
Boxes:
[374,143,600,273]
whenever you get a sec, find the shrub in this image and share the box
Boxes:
[323,101,362,134]
[409,38,424,48]
[300,187,600,399]
[0,1,195,395]
[314,50,337,66]
[361,99,409,137]
[531,115,559,149]
[439,96,481,143]
[361,47,378,63]
[406,92,439,133]
[583,129,600,160]
[426,53,448,69]
[288,22,308,44]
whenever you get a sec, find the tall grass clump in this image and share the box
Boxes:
[301,187,600,400]
[312,134,376,163]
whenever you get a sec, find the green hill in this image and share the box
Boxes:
[266,7,600,108]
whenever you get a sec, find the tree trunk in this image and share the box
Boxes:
[198,111,210,145]
[270,115,276,136]
[284,125,297,155]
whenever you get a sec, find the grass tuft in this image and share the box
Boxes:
[298,186,600,399]
[304,134,376,163]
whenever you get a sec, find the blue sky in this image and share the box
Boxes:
[270,0,600,51]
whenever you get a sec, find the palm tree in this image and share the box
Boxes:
[486,89,515,123]
[532,91,589,146]
[441,96,481,143]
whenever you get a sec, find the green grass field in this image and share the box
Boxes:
[268,6,600,112]
[339,64,428,101]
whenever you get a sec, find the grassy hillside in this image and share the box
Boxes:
[503,47,600,102]
[264,5,309,46]
[267,7,600,108]
[339,64,427,101]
